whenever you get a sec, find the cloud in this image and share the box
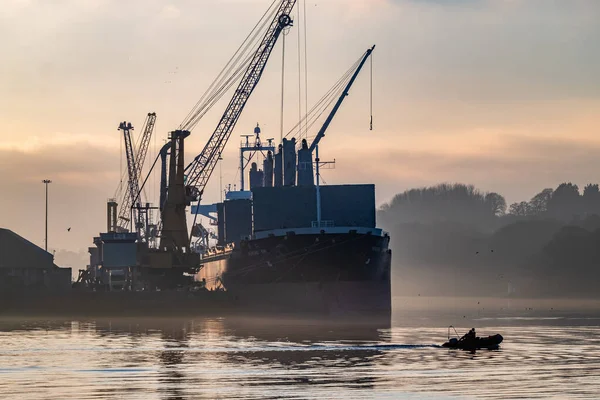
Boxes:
[397,0,484,6]
[0,132,118,154]
[2,126,600,253]
[0,143,122,251]
[2,0,600,253]
[160,4,181,20]
[333,134,600,206]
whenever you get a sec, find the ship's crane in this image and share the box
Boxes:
[292,46,375,187]
[117,113,157,234]
[158,0,296,253]
[308,46,375,152]
[183,0,297,203]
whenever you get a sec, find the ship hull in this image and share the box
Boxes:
[222,230,392,318]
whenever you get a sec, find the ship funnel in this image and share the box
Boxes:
[249,162,264,190]
[297,138,314,186]
[283,138,297,186]
[274,144,283,187]
[263,151,274,187]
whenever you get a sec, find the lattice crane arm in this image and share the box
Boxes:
[134,113,157,186]
[183,0,297,202]
[117,113,157,229]
[117,122,139,226]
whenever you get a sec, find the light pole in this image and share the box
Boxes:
[42,179,52,252]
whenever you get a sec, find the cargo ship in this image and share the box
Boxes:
[220,185,392,317]
[192,43,391,317]
[196,123,392,317]
[42,2,391,319]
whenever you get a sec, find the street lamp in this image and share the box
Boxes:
[42,179,52,252]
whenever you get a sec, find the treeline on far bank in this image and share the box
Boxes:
[378,183,600,299]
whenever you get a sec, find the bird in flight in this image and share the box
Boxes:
[67,227,71,232]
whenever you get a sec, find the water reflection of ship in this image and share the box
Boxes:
[89,317,388,344]
[91,317,387,391]
[1,318,389,393]
[156,331,188,400]
[221,317,388,343]
[221,318,385,391]
[93,319,198,400]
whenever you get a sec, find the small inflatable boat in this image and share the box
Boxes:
[443,333,503,350]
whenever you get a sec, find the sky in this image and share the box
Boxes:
[1,0,600,264]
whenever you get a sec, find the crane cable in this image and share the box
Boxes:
[184,52,255,132]
[179,0,280,132]
[294,0,308,141]
[303,0,309,139]
[284,72,349,142]
[118,129,123,198]
[283,54,363,141]
[181,2,276,128]
[191,5,278,226]
[284,66,353,140]
[297,2,302,139]
[370,51,374,131]
[288,56,363,139]
[281,29,287,143]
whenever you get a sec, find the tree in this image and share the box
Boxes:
[582,184,600,215]
[485,192,507,216]
[583,184,599,196]
[529,188,553,215]
[509,201,532,217]
[378,183,503,229]
[547,183,581,221]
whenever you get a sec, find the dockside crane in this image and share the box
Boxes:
[134,113,157,189]
[159,0,297,254]
[118,121,138,230]
[183,1,296,202]
[117,112,157,237]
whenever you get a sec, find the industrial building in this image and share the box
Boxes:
[0,228,71,291]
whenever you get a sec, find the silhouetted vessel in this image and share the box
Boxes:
[202,45,390,318]
[443,331,504,350]
[223,222,392,317]
[206,129,392,318]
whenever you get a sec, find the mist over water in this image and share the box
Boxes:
[1,298,599,399]
[380,183,600,299]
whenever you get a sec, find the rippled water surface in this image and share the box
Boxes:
[1,301,599,399]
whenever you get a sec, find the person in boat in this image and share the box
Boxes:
[461,328,476,344]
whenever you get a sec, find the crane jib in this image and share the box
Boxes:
[117,113,157,230]
[183,0,297,202]
[308,45,376,153]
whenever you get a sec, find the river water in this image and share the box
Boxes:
[1,297,599,399]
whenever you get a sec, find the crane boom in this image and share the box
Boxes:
[117,113,157,230]
[118,121,138,227]
[309,45,375,152]
[184,0,297,201]
[134,113,157,187]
